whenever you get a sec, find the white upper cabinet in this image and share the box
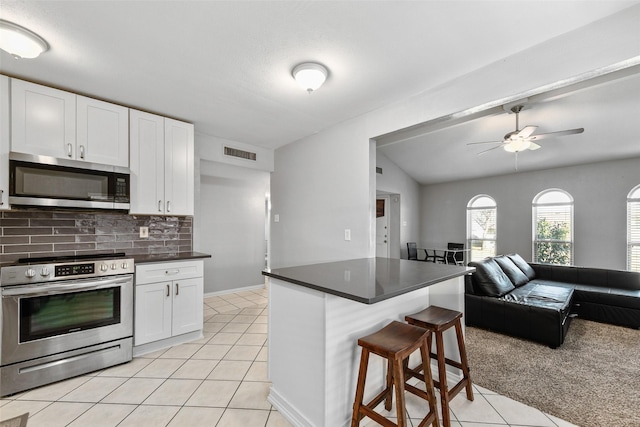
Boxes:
[164,118,194,216]
[77,96,129,167]
[130,110,194,216]
[11,79,76,159]
[130,109,165,214]
[11,79,129,167]
[1,75,10,211]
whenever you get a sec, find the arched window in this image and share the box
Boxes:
[533,189,573,265]
[467,195,496,262]
[628,185,640,272]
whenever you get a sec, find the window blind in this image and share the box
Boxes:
[628,200,640,272]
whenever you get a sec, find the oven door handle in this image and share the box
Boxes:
[1,276,132,297]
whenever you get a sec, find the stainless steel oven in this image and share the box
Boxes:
[0,253,134,396]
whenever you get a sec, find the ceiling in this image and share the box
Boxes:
[377,65,640,184]
[1,1,639,183]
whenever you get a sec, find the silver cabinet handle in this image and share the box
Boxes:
[166,201,171,213]
[165,269,179,276]
[175,283,179,296]
[158,200,162,212]
[67,143,73,157]
[79,145,85,159]
[166,284,170,297]
[0,189,3,206]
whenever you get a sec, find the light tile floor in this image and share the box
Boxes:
[0,288,578,427]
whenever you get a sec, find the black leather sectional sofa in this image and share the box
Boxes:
[464,254,640,348]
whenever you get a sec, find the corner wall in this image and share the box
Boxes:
[420,157,640,270]
[269,7,639,269]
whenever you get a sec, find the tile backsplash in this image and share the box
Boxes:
[0,209,192,263]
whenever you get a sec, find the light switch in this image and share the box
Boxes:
[344,229,351,241]
[274,214,280,223]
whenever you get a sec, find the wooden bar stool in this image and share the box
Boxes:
[405,306,473,427]
[351,320,440,427]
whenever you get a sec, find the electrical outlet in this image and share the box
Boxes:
[139,226,149,238]
[274,214,280,223]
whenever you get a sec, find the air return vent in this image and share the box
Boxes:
[224,146,257,161]
[376,167,383,174]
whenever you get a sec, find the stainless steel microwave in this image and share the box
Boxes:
[9,152,130,210]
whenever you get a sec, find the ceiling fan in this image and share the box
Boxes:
[467,105,584,157]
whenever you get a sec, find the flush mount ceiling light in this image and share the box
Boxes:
[292,62,328,93]
[0,19,49,59]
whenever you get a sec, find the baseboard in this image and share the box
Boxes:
[132,330,203,357]
[267,387,315,427]
[204,283,265,298]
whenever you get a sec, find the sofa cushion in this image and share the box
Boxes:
[507,253,536,280]
[468,258,515,297]
[607,270,640,291]
[494,255,529,287]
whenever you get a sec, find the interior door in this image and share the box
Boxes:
[376,196,390,258]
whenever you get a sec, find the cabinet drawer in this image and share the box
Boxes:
[135,260,203,285]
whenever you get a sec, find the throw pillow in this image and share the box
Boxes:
[494,255,530,287]
[468,258,515,297]
[507,253,536,280]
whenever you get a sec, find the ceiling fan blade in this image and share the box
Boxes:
[477,145,504,156]
[528,142,541,151]
[516,125,537,138]
[466,140,504,146]
[530,128,584,141]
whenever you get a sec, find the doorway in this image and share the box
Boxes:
[376,196,390,257]
[376,193,401,258]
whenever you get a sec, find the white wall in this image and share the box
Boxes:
[269,7,640,269]
[376,151,421,259]
[197,160,270,293]
[420,157,640,270]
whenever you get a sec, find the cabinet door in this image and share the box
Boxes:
[164,118,194,216]
[129,109,165,214]
[77,96,129,167]
[11,79,76,159]
[134,281,173,346]
[172,277,203,336]
[0,76,9,210]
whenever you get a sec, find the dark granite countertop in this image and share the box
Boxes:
[133,251,211,264]
[263,257,474,304]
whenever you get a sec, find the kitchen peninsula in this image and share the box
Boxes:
[263,257,473,427]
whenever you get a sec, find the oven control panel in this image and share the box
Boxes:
[0,258,135,286]
[56,263,95,277]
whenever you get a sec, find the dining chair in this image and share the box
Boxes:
[447,242,465,265]
[407,242,419,260]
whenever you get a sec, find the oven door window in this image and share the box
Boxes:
[20,288,121,342]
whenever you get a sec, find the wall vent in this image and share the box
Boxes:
[376,167,383,174]
[224,146,257,161]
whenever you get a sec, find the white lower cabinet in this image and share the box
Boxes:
[134,260,203,353]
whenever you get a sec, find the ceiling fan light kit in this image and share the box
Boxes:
[468,104,584,160]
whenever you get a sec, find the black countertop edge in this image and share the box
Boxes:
[133,251,211,264]
[262,258,474,305]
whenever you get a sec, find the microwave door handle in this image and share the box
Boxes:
[1,276,132,297]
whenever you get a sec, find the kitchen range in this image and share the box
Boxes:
[0,252,134,396]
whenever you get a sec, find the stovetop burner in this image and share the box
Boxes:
[16,252,127,264]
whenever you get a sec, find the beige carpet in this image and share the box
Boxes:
[465,318,640,427]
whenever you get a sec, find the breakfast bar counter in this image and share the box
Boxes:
[262,257,473,427]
